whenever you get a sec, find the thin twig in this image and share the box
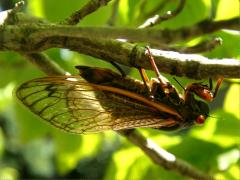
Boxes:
[106,0,119,26]
[172,37,223,53]
[26,18,240,44]
[139,0,170,20]
[139,0,186,28]
[1,11,238,44]
[22,53,65,76]
[61,0,112,25]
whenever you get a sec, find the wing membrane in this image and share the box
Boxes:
[16,76,176,134]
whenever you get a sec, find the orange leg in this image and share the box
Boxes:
[139,67,150,87]
[184,77,224,102]
[138,67,165,99]
[213,77,224,98]
[145,46,168,87]
[145,46,178,96]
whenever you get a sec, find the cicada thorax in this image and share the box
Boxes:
[147,79,191,128]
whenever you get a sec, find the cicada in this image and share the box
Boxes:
[16,48,223,134]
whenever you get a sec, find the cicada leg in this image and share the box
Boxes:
[144,46,179,98]
[184,77,224,102]
[145,46,169,88]
[138,67,160,99]
[138,67,150,87]
[212,77,224,98]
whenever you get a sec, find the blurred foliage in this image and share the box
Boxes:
[0,0,239,179]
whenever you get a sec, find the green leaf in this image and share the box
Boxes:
[205,31,240,58]
[104,146,184,179]
[54,132,103,175]
[28,0,84,22]
[21,138,55,177]
[224,84,240,119]
[214,110,240,137]
[0,83,14,111]
[217,148,240,171]
[14,102,52,142]
[191,110,240,147]
[159,0,208,29]
[215,0,239,20]
[0,129,4,158]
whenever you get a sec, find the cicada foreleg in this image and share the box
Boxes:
[184,77,224,102]
[143,47,180,99]
[138,67,163,100]
[138,67,151,93]
[212,77,224,98]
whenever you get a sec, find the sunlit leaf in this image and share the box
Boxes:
[0,167,19,180]
[54,132,101,175]
[160,0,208,29]
[215,0,239,20]
[215,162,240,179]
[217,148,240,171]
[0,83,14,111]
[224,84,240,119]
[214,111,240,137]
[0,129,4,158]
[104,147,143,179]
[118,0,129,24]
[169,137,224,172]
[205,31,240,58]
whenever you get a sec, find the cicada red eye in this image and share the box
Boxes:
[195,115,206,124]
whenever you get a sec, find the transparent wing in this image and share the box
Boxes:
[16,76,176,134]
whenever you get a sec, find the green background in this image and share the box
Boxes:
[0,0,239,179]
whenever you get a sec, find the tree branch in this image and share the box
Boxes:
[0,25,239,79]
[139,0,186,28]
[22,53,65,76]
[61,0,113,25]
[174,37,223,53]
[1,11,238,45]
[15,17,240,44]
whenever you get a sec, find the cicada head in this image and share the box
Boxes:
[181,93,210,127]
[186,83,214,102]
[194,100,209,124]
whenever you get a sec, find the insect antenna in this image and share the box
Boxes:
[173,77,185,91]
[209,78,213,90]
[208,114,217,119]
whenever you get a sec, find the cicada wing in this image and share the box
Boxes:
[16,76,176,134]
